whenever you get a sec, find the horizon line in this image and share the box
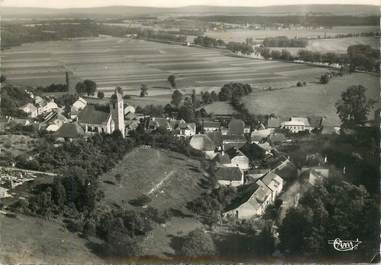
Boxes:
[1,3,379,10]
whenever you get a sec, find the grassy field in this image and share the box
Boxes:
[2,36,328,96]
[99,146,207,211]
[242,72,380,127]
[205,26,379,42]
[0,214,102,264]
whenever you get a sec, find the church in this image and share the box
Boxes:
[77,88,125,137]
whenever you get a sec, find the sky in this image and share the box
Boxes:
[1,0,380,8]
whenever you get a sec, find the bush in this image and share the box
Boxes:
[180,229,216,257]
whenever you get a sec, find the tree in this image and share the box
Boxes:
[0,75,6,83]
[97,91,104,99]
[253,226,276,256]
[180,229,216,257]
[171,89,183,107]
[140,84,148,97]
[75,82,86,95]
[168,75,176,89]
[336,85,375,127]
[83,79,97,96]
[178,104,195,122]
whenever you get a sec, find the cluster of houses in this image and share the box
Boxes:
[13,88,333,220]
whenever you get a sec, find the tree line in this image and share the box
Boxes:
[263,36,308,48]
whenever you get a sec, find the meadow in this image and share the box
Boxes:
[1,36,329,96]
[242,72,379,127]
[205,25,379,42]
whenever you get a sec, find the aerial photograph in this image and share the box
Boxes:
[0,0,379,263]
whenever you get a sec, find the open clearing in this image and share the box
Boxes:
[242,72,379,127]
[99,146,207,211]
[2,36,328,95]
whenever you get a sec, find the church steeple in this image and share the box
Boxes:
[110,87,125,137]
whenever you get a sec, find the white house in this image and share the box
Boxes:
[224,182,273,219]
[19,103,38,118]
[37,99,58,115]
[202,121,220,133]
[281,117,311,133]
[174,121,196,138]
[259,172,284,202]
[70,97,87,119]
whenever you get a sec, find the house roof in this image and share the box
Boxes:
[267,117,282,128]
[215,166,242,182]
[222,135,247,151]
[262,172,283,188]
[239,143,266,161]
[251,128,273,142]
[203,121,220,128]
[55,123,85,139]
[206,131,223,147]
[224,182,259,212]
[269,133,287,143]
[20,103,37,112]
[78,104,111,125]
[189,134,215,151]
[228,118,245,135]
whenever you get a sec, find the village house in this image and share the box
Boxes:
[225,147,250,171]
[70,97,87,119]
[251,128,274,144]
[224,181,272,219]
[281,116,323,133]
[258,172,284,202]
[36,98,58,115]
[189,134,216,159]
[202,120,221,133]
[77,88,125,137]
[19,103,38,118]
[148,117,172,132]
[41,111,68,132]
[222,135,247,151]
[215,166,244,187]
[173,120,196,138]
[223,171,284,219]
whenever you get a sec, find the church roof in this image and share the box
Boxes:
[78,104,111,125]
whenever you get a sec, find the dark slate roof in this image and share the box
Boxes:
[228,118,245,135]
[78,104,111,125]
[239,143,266,161]
[55,123,84,139]
[215,166,242,182]
[224,182,259,212]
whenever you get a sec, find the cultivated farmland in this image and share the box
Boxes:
[1,36,330,95]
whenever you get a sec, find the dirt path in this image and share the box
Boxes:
[147,170,175,195]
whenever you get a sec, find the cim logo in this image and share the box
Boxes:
[328,238,362,252]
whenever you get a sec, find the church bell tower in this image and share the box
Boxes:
[110,87,125,137]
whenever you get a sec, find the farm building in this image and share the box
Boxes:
[215,166,244,187]
[224,172,284,219]
[19,103,38,118]
[281,116,323,133]
[173,121,196,138]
